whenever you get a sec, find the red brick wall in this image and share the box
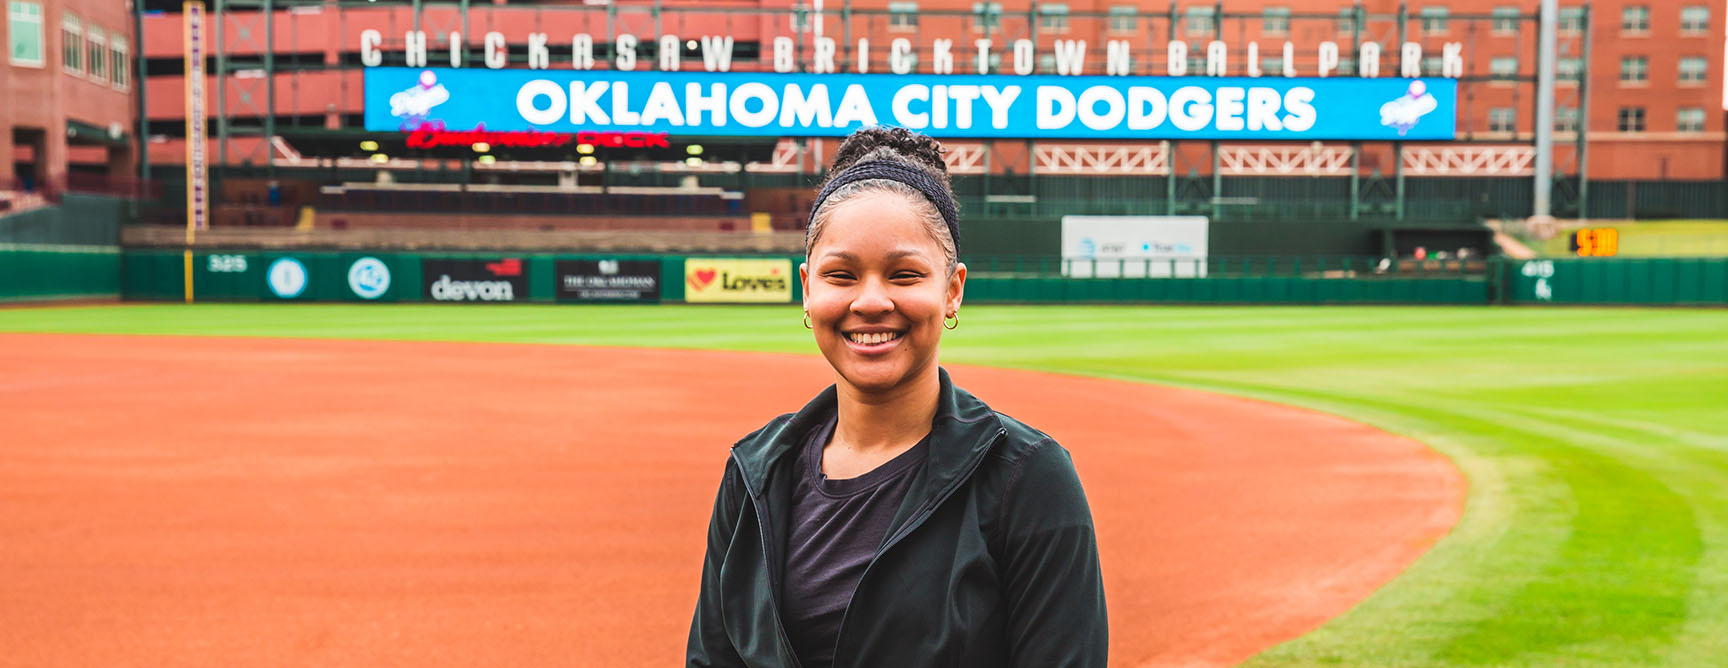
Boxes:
[1,0,137,186]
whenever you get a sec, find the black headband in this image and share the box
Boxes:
[808,160,960,254]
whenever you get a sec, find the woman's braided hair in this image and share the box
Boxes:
[807,127,959,274]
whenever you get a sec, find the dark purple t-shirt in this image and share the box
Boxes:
[782,415,931,668]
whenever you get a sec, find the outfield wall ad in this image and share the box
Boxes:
[365,67,1459,141]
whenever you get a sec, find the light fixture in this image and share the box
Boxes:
[472,142,490,153]
[686,39,698,50]
[370,153,389,164]
[477,155,496,164]
[577,143,594,155]
[579,155,597,166]
[359,140,379,151]
[686,144,704,156]
[685,157,703,167]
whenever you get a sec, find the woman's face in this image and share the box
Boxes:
[801,191,966,396]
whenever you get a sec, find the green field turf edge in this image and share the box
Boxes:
[3,303,1727,668]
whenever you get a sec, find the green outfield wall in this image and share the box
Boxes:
[0,194,129,302]
[4,248,1721,306]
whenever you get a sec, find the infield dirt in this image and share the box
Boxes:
[0,334,1461,667]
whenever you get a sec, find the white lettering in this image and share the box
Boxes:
[1013,40,1034,75]
[1318,41,1339,77]
[484,32,507,69]
[780,84,833,127]
[1167,41,1187,76]
[856,38,870,73]
[974,39,992,74]
[1077,86,1126,130]
[1283,42,1297,76]
[730,82,779,127]
[405,31,427,67]
[1246,87,1284,131]
[833,84,878,126]
[615,34,638,71]
[528,32,549,70]
[569,81,610,124]
[948,84,981,128]
[641,81,685,125]
[1036,86,1076,129]
[611,82,640,125]
[1247,43,1261,77]
[773,37,795,73]
[360,29,382,67]
[1443,42,1464,77]
[1207,41,1228,76]
[572,34,594,70]
[701,35,733,72]
[933,39,953,74]
[517,79,566,125]
[891,38,914,74]
[1169,86,1213,131]
[1358,41,1380,77]
[892,84,930,128]
[1107,40,1131,76]
[1127,87,1168,130]
[814,37,837,73]
[658,34,681,71]
[686,82,726,126]
[1401,42,1422,77]
[1054,40,1087,75]
[1282,87,1317,131]
[980,85,1022,128]
[448,31,462,68]
[1214,87,1246,131]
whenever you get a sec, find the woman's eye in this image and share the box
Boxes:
[894,272,924,280]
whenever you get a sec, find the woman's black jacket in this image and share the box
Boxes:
[686,367,1108,667]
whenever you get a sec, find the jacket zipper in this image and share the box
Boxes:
[731,451,805,668]
[827,427,1007,668]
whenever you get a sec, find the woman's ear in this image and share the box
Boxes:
[946,263,967,315]
[799,262,811,306]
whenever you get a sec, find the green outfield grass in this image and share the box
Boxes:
[1534,220,1728,258]
[4,303,1728,667]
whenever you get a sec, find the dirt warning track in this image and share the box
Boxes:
[0,334,1461,667]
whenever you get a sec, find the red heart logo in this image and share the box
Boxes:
[688,269,717,291]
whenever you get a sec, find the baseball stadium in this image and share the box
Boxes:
[3,0,1728,666]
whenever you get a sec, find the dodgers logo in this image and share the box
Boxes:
[1380,81,1439,136]
[348,257,392,300]
[390,70,450,130]
[267,257,308,299]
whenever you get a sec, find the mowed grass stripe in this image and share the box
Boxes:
[4,303,1727,667]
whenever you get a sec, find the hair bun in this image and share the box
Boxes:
[829,126,948,177]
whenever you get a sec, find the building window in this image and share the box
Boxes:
[1680,6,1709,34]
[1185,6,1214,36]
[1489,108,1517,133]
[1038,53,1055,73]
[1336,8,1356,34]
[971,2,1001,32]
[85,25,104,82]
[1262,7,1290,36]
[1039,3,1069,33]
[1557,57,1584,82]
[7,1,45,66]
[789,5,810,33]
[1617,107,1645,132]
[1260,56,1283,76]
[1558,7,1585,34]
[1490,57,1518,81]
[61,12,80,74]
[1491,7,1520,35]
[888,2,918,31]
[1678,56,1708,84]
[1619,56,1647,84]
[1556,106,1579,134]
[1676,108,1706,132]
[1621,5,1649,34]
[1108,5,1137,34]
[1421,56,1444,76]
[110,35,128,90]
[1420,7,1449,35]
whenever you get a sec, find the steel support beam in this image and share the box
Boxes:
[1533,0,1558,218]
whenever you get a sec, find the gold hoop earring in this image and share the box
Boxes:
[804,311,813,329]
[944,313,958,330]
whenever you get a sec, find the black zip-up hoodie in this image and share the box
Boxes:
[687,367,1108,668]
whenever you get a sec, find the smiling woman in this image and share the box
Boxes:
[686,127,1108,668]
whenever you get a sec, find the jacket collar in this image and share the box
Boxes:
[730,367,1005,498]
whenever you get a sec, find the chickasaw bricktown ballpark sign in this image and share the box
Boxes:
[361,28,1467,142]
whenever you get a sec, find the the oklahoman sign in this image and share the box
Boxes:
[366,68,1457,141]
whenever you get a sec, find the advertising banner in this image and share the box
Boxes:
[422,257,528,302]
[684,258,793,303]
[557,259,661,303]
[1061,215,1210,278]
[365,67,1458,141]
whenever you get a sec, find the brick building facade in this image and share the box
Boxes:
[1,0,136,194]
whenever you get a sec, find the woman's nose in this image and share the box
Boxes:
[850,277,894,316]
